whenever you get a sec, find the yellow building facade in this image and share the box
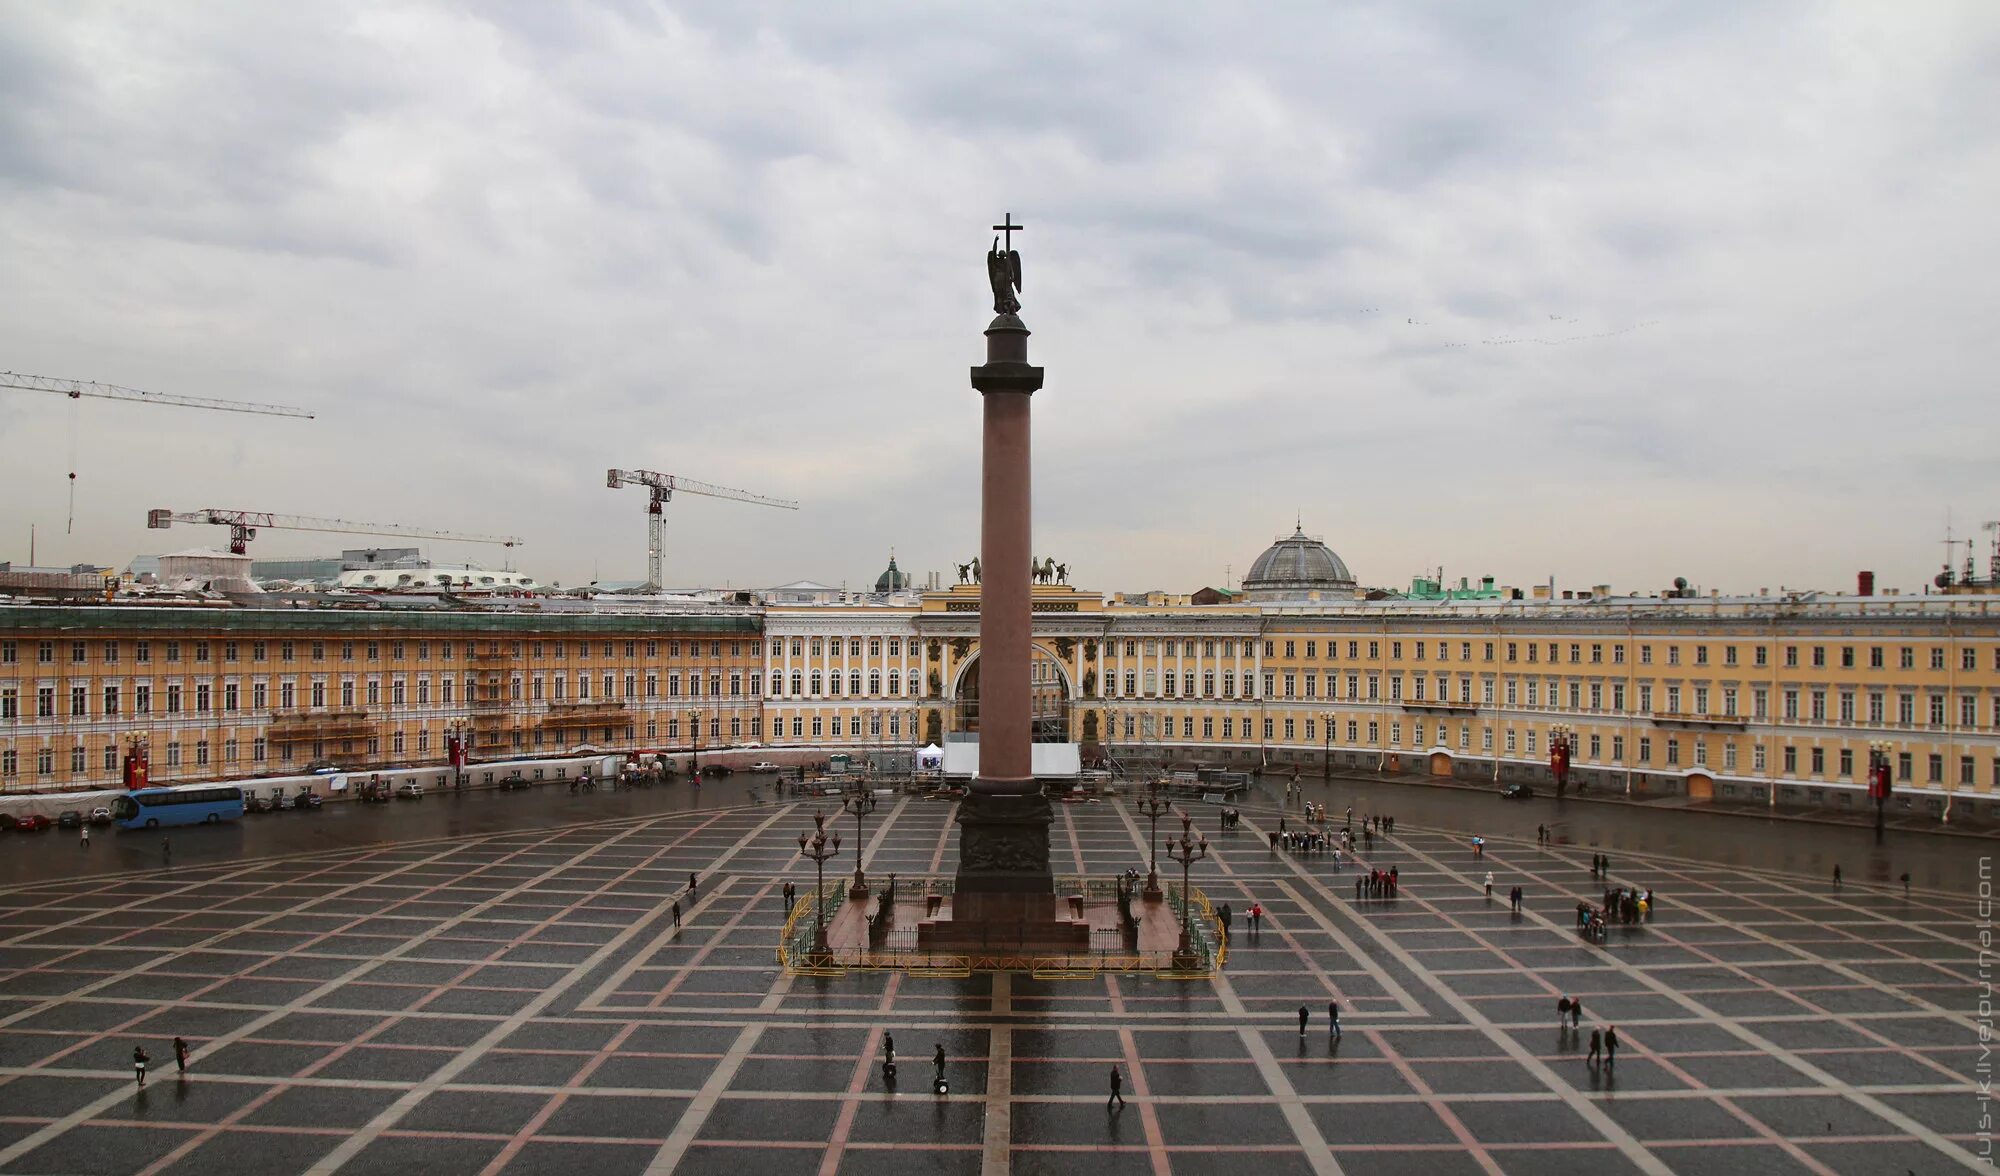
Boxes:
[5,570,1998,823]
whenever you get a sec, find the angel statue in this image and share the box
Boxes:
[986,236,1022,315]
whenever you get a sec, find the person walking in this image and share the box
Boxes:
[885,1033,895,1067]
[1483,871,1494,900]
[933,1043,947,1093]
[672,899,681,929]
[1901,872,1911,896]
[688,873,699,898]
[161,838,171,866]
[173,1036,188,1075]
[1832,865,1842,890]
[1604,1024,1619,1068]
[80,824,89,850]
[1108,1065,1125,1111]
[1557,995,1571,1028]
[1327,1000,1342,1042]
[133,1045,150,1088]
[1569,996,1582,1028]
[1587,1027,1602,1066]
[1298,1005,1309,1037]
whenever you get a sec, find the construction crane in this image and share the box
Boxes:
[147,508,521,555]
[1985,521,2000,586]
[606,469,798,590]
[2,371,314,418]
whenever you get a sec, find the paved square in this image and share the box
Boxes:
[0,796,1981,1173]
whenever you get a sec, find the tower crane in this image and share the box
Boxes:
[2,372,315,418]
[4,372,313,536]
[606,469,798,590]
[147,508,521,555]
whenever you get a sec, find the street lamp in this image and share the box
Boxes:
[1135,778,1170,901]
[1164,810,1209,966]
[1549,723,1575,799]
[1321,710,1336,781]
[842,786,877,898]
[797,810,842,958]
[1869,739,1894,843]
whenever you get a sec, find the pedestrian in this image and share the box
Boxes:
[1604,1024,1619,1068]
[162,838,171,866]
[1483,871,1494,899]
[173,1036,188,1074]
[1602,853,1611,877]
[80,824,89,849]
[1569,996,1582,1028]
[885,1033,895,1065]
[1108,1065,1125,1111]
[133,1045,149,1087]
[1832,864,1841,890]
[1901,872,1911,896]
[1557,995,1571,1028]
[1298,1005,1309,1037]
[1250,903,1263,932]
[1355,876,1364,901]
[1587,1027,1602,1066]
[933,1043,947,1091]
[672,899,681,928]
[689,872,699,898]
[1328,1000,1342,1041]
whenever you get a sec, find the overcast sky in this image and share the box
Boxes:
[2,3,1995,596]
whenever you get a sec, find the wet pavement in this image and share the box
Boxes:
[0,774,781,889]
[0,782,1984,1173]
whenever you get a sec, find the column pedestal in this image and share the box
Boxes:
[917,791,1090,952]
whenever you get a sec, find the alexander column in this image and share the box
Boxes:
[927,214,1081,950]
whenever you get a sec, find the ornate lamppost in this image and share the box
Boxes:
[1135,779,1171,901]
[843,785,877,898]
[797,810,842,958]
[1549,723,1574,799]
[1164,811,1209,967]
[1869,739,1894,843]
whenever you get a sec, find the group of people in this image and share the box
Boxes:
[1218,807,1244,829]
[131,1037,190,1087]
[1574,885,1650,942]
[1355,866,1398,900]
[1555,997,1621,1068]
[1276,826,1337,856]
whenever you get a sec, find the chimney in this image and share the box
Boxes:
[1857,570,1875,596]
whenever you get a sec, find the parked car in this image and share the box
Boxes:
[296,792,323,810]
[0,813,16,831]
[749,761,781,773]
[56,810,84,829]
[244,795,272,814]
[269,791,293,811]
[699,763,733,777]
[15,814,52,833]
[497,774,530,791]
[89,807,113,825]
[1501,783,1536,800]
[396,782,425,800]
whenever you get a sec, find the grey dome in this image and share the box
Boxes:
[1242,526,1355,599]
[874,552,911,593]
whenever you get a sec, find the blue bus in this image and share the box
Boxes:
[111,785,246,829]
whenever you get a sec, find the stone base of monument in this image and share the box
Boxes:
[777,794,1222,975]
[914,892,1092,953]
[916,792,1090,953]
